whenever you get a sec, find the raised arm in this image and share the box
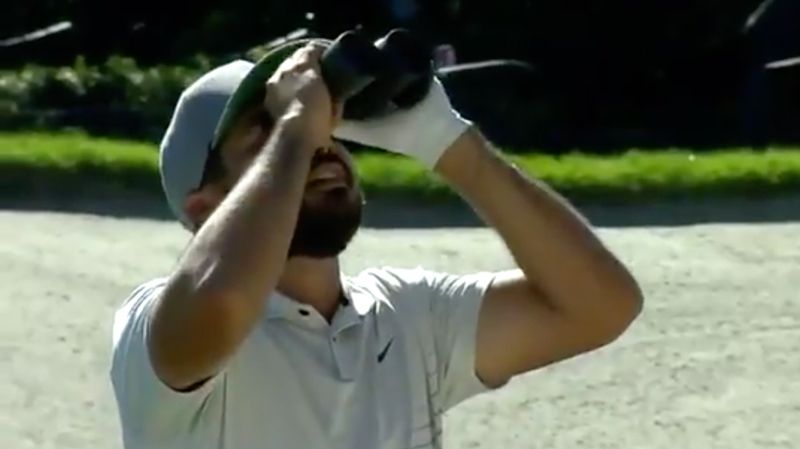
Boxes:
[331,70,642,388]
[148,44,335,391]
[436,128,643,387]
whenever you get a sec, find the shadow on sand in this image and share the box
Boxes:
[2,193,800,228]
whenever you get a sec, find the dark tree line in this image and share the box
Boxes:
[3,0,798,148]
[4,1,777,66]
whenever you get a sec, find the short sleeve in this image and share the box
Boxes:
[422,270,501,410]
[109,279,224,442]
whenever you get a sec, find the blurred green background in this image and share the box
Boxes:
[2,0,799,151]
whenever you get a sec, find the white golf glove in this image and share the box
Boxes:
[333,77,472,169]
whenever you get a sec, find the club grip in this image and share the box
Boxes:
[319,29,434,120]
[320,31,383,103]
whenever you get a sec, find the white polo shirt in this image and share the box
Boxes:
[110,267,500,449]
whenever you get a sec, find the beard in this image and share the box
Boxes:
[288,188,363,258]
[287,146,364,258]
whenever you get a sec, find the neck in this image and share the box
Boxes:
[277,256,343,321]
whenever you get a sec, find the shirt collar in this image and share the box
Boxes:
[263,275,366,334]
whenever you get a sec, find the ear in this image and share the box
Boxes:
[183,187,225,231]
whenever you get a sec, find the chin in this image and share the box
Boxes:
[287,188,364,258]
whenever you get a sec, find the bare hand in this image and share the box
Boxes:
[263,42,342,140]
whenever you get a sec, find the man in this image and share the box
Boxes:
[110,39,643,449]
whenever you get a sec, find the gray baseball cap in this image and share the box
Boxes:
[159,38,326,229]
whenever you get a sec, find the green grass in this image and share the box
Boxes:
[0,131,161,198]
[2,131,800,202]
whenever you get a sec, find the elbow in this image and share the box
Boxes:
[148,278,253,390]
[593,277,644,346]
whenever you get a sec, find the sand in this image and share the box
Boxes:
[1,209,798,449]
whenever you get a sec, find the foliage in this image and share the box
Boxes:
[3,1,798,147]
[0,57,211,140]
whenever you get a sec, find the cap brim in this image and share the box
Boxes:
[211,38,333,152]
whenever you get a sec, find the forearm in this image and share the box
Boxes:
[436,128,641,318]
[152,107,317,388]
[183,110,314,302]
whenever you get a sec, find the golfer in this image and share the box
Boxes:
[110,40,643,449]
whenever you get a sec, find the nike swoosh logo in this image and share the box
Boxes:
[377,338,393,363]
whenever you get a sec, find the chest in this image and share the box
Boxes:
[214,315,442,449]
